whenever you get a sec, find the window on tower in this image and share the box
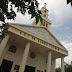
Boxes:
[44,10,46,12]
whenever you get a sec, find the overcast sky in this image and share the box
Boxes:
[6,0,72,67]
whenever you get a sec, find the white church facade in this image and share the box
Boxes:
[0,5,68,72]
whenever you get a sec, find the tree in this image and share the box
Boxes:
[65,64,72,72]
[56,64,72,72]
[56,67,61,72]
[67,0,72,6]
[0,0,42,38]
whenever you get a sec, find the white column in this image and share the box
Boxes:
[61,56,65,72]
[51,59,56,72]
[0,35,9,58]
[47,51,52,72]
[19,42,30,72]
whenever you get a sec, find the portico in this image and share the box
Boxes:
[0,30,67,72]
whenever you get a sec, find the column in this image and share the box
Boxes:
[61,56,65,72]
[47,51,52,72]
[51,59,56,72]
[19,42,30,72]
[0,35,9,58]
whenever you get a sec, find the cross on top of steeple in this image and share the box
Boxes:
[44,3,47,8]
[44,3,47,5]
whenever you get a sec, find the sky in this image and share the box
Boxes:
[6,0,72,67]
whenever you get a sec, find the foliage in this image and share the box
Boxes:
[56,64,72,72]
[65,64,72,72]
[67,0,72,6]
[0,0,42,38]
[56,67,61,72]
[0,23,10,38]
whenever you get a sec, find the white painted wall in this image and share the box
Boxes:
[0,41,47,72]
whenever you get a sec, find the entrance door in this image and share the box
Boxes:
[0,59,13,72]
[24,65,35,72]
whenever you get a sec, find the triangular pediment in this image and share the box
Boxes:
[10,23,66,49]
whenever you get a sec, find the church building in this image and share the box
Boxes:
[0,5,68,72]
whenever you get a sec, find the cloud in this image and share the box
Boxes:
[61,41,72,63]
[61,41,72,48]
[46,0,72,27]
[6,12,34,25]
[56,40,72,67]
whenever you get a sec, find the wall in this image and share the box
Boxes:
[0,41,47,72]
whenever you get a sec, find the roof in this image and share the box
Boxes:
[9,23,67,50]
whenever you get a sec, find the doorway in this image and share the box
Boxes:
[24,65,35,72]
[0,59,13,72]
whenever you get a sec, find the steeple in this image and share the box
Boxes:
[41,3,48,19]
[32,4,51,30]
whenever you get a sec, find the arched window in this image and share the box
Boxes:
[8,45,16,53]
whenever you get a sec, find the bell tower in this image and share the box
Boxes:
[32,4,51,30]
[41,3,48,19]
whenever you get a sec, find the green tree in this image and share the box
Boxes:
[67,0,72,6]
[56,64,72,72]
[56,67,61,72]
[65,64,72,72]
[0,0,42,38]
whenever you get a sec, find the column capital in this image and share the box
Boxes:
[0,35,9,44]
[48,50,52,54]
[48,50,52,52]
[61,54,65,57]
[25,41,31,45]
[26,42,30,44]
